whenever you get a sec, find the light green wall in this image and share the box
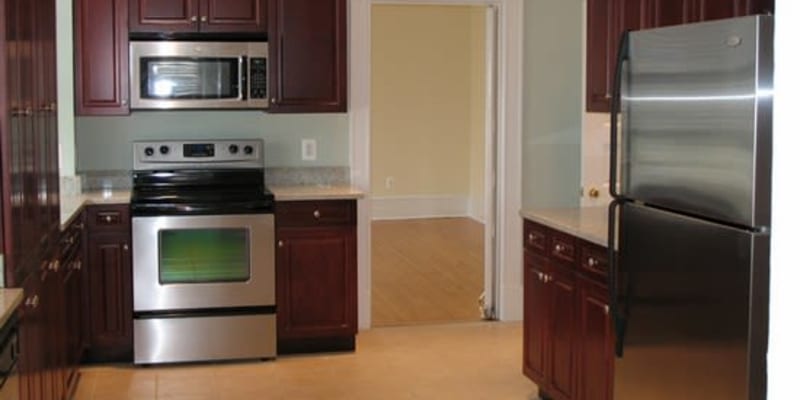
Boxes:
[75,113,349,171]
[522,0,583,208]
[57,0,75,176]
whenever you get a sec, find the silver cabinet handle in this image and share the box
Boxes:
[26,295,39,309]
[201,16,208,22]
[278,240,284,248]
[313,210,321,219]
[536,271,544,281]
[604,305,610,315]
[555,244,565,253]
[50,260,60,272]
[587,257,598,267]
[191,15,198,22]
[123,244,129,252]
[270,98,277,104]
[76,260,82,271]
[527,233,534,243]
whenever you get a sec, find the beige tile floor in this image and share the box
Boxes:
[74,322,537,400]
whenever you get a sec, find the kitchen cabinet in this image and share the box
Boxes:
[268,0,348,112]
[522,219,612,400]
[585,0,774,112]
[129,0,268,35]
[74,0,130,115]
[57,214,86,398]
[276,200,357,353]
[85,204,133,363]
[2,0,61,287]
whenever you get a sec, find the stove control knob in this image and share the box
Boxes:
[229,144,239,154]
[244,145,254,155]
[159,145,170,155]
[144,147,155,157]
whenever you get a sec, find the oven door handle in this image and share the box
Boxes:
[240,56,248,101]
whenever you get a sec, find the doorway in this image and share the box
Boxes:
[369,4,496,327]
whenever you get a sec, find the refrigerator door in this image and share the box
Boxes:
[613,203,768,400]
[621,16,772,228]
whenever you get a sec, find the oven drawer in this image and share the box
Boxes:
[277,200,356,227]
[87,204,130,233]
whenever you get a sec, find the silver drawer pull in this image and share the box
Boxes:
[104,215,113,223]
[587,257,598,267]
[278,240,284,248]
[604,305,610,315]
[313,210,321,219]
[555,244,565,253]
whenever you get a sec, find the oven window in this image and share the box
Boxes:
[141,57,239,100]
[159,228,250,284]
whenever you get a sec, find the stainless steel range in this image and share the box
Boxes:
[130,139,275,365]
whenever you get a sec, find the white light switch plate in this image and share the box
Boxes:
[302,139,317,161]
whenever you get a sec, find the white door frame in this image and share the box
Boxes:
[349,0,524,329]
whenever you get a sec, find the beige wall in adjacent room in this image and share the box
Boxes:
[371,5,486,211]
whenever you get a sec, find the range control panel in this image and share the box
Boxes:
[133,140,263,171]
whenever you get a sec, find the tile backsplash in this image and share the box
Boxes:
[582,112,611,207]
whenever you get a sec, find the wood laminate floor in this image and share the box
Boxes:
[371,218,485,327]
[75,322,534,400]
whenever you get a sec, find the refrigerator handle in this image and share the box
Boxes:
[609,30,631,200]
[608,198,627,357]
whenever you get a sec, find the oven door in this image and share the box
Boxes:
[132,213,274,312]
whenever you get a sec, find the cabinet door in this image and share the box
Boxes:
[586,0,616,112]
[87,233,133,362]
[276,227,357,339]
[202,0,268,33]
[650,0,692,27]
[548,265,578,400]
[268,0,347,112]
[62,256,83,393]
[523,250,550,384]
[578,278,614,400]
[75,0,129,115]
[19,276,43,400]
[130,0,198,33]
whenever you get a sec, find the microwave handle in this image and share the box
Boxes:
[240,56,248,101]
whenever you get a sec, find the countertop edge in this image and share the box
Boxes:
[0,289,24,328]
[520,207,608,247]
[270,186,365,201]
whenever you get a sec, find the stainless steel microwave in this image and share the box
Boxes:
[130,41,269,110]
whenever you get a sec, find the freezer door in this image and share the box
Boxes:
[613,203,768,400]
[621,16,772,228]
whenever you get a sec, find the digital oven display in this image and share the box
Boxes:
[184,143,215,158]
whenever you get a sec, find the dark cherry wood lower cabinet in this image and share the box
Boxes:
[84,205,133,363]
[577,277,613,400]
[523,219,612,400]
[276,200,357,353]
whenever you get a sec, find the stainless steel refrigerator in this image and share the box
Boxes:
[607,16,772,400]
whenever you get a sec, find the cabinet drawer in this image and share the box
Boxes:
[580,242,609,278]
[87,205,130,232]
[277,200,356,227]
[550,230,576,265]
[523,220,548,255]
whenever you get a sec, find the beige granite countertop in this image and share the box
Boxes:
[270,185,365,201]
[60,190,131,229]
[0,288,24,327]
[520,207,608,246]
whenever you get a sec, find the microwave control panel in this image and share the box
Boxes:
[250,58,268,99]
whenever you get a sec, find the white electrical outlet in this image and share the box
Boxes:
[301,139,317,161]
[385,176,394,190]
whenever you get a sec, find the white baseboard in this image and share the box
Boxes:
[372,195,470,220]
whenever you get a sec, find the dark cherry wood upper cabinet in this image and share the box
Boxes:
[268,0,347,113]
[75,0,129,115]
[650,0,692,27]
[202,0,268,33]
[586,0,616,113]
[129,0,198,34]
[130,0,267,34]
[585,0,774,112]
